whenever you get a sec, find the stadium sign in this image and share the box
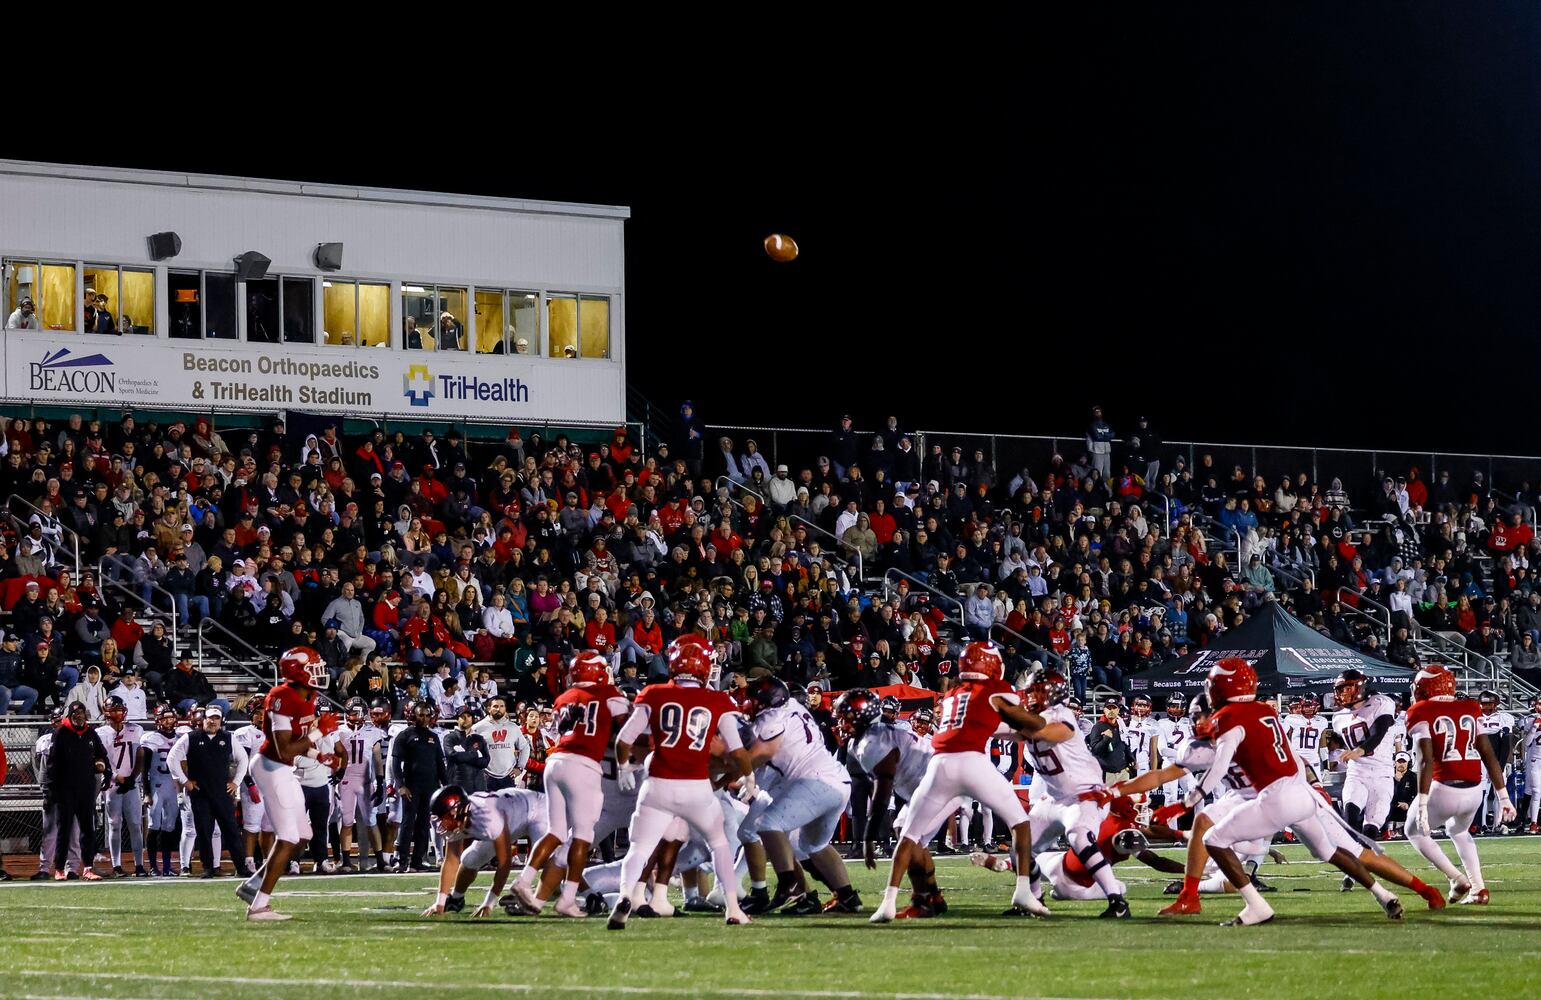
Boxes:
[6,334,620,424]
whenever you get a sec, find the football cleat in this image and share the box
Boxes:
[553,896,587,918]
[684,897,724,914]
[782,891,822,916]
[740,886,773,914]
[1221,906,1274,927]
[927,892,949,915]
[584,893,611,916]
[1001,902,1048,918]
[53,870,67,881]
[1461,888,1490,905]
[511,881,541,915]
[1098,895,1131,919]
[1416,883,1446,910]
[1383,896,1404,920]
[1340,875,1355,892]
[1159,896,1202,916]
[894,904,935,919]
[80,870,102,881]
[634,904,663,919]
[606,898,633,930]
[245,906,291,922]
[822,891,864,914]
[444,894,465,913]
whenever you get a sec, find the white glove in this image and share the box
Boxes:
[1499,792,1517,825]
[1183,786,1205,810]
[473,891,496,918]
[1410,793,1430,837]
[736,773,760,804]
[616,763,640,793]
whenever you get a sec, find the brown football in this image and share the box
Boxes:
[764,233,799,262]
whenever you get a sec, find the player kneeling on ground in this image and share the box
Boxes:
[422,784,550,917]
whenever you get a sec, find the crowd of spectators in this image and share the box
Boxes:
[0,403,1536,730]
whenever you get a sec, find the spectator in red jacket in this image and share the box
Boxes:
[868,499,898,547]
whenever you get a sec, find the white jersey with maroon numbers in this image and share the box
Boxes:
[1331,693,1397,777]
[853,722,933,801]
[752,702,847,787]
[1025,704,1105,801]
[96,723,144,781]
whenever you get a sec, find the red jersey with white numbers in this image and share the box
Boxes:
[636,682,738,780]
[260,682,320,765]
[931,678,1019,755]
[551,682,629,762]
[1406,697,1485,785]
[1212,700,1297,792]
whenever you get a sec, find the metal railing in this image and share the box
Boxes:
[195,617,342,709]
[95,558,180,657]
[5,494,82,578]
[788,514,864,587]
[880,567,1063,670]
[714,476,865,590]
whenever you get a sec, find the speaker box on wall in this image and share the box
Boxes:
[147,232,182,260]
[232,251,271,281]
[313,242,343,271]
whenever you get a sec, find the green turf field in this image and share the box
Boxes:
[6,838,1540,1000]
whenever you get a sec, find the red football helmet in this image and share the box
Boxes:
[569,650,610,688]
[957,641,1004,682]
[1332,669,1367,709]
[667,634,714,682]
[280,646,329,689]
[1205,657,1258,706]
[1300,695,1319,719]
[1413,664,1457,702]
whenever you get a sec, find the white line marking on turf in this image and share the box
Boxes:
[8,971,1113,1000]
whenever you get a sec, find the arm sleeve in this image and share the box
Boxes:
[230,740,249,786]
[1193,726,1245,798]
[1357,713,1394,753]
[616,704,651,747]
[167,735,190,780]
[717,712,745,751]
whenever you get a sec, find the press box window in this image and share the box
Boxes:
[474,288,539,355]
[547,293,610,359]
[84,264,154,335]
[169,271,237,340]
[245,276,315,344]
[4,259,76,331]
[402,284,468,351]
[323,280,390,347]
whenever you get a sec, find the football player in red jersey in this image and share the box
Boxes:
[1189,658,1402,926]
[513,651,631,917]
[607,635,753,929]
[234,647,339,921]
[1404,664,1512,904]
[871,642,1049,923]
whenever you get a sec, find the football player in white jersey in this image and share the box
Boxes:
[231,700,270,875]
[1020,669,1130,918]
[1152,693,1194,806]
[336,697,386,872]
[377,702,411,870]
[1475,690,1517,833]
[739,676,861,915]
[138,705,182,876]
[422,785,549,917]
[1522,696,1541,833]
[840,688,952,918]
[1282,695,1329,767]
[1067,698,1094,737]
[1329,670,1398,847]
[96,696,148,876]
[910,708,935,748]
[1124,695,1157,776]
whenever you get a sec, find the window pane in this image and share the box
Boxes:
[435,286,467,352]
[205,273,237,339]
[547,294,577,358]
[402,285,433,350]
[246,277,279,342]
[579,295,610,359]
[511,292,537,355]
[282,277,314,344]
[323,280,357,346]
[169,272,202,339]
[84,265,119,335]
[4,260,42,329]
[38,263,77,331]
[121,269,154,335]
[474,289,505,354]
[359,283,390,347]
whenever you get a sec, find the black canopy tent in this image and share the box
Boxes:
[1125,602,1417,703]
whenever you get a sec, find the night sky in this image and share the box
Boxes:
[65,6,1541,455]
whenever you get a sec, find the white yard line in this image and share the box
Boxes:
[8,970,1119,1000]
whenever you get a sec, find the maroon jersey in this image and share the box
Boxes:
[931,678,1018,755]
[260,682,319,765]
[1212,700,1296,792]
[551,682,627,763]
[1406,697,1484,785]
[636,682,738,780]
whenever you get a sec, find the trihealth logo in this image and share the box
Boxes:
[403,364,434,407]
[30,348,115,394]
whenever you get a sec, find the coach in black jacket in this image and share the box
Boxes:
[391,700,447,872]
[48,702,107,877]
[443,705,490,793]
